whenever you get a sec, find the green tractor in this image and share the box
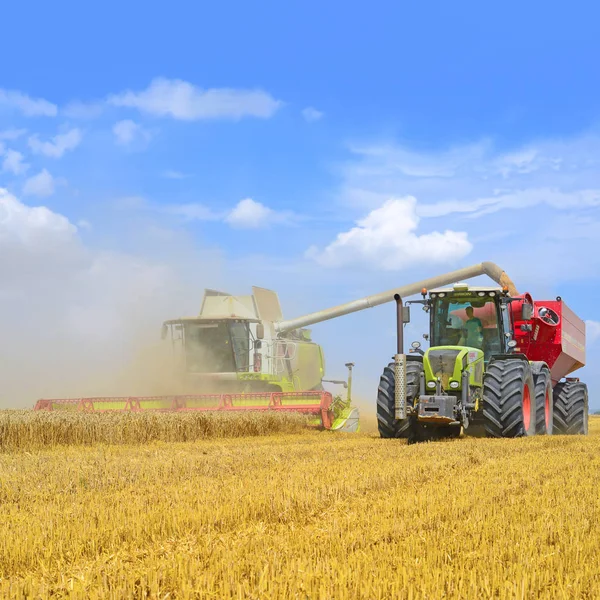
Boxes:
[377,281,587,442]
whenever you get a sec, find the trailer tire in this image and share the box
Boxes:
[483,358,536,438]
[532,364,553,435]
[552,381,588,435]
[377,360,423,440]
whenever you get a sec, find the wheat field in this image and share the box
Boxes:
[1,411,599,599]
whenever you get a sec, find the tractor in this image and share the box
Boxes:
[377,281,587,442]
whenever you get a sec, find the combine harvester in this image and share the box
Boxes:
[35,261,587,438]
[35,286,360,431]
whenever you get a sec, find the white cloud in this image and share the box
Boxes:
[332,130,600,291]
[307,196,472,270]
[2,149,29,175]
[0,89,57,117]
[108,77,282,121]
[302,107,324,122]
[28,128,82,158]
[23,169,55,197]
[112,119,150,146]
[122,195,295,229]
[0,188,78,281]
[0,128,27,141]
[225,198,275,228]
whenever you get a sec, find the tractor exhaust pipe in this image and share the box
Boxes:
[394,294,407,420]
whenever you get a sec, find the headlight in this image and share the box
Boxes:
[427,381,436,389]
[449,381,459,389]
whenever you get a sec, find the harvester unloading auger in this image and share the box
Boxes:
[35,261,587,437]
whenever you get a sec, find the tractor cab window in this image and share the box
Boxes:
[431,295,502,360]
[183,320,250,373]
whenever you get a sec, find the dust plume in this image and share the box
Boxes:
[0,188,231,408]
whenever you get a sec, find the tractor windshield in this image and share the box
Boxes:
[431,294,502,360]
[183,320,250,373]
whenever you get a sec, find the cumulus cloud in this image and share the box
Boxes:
[23,169,55,197]
[0,188,79,282]
[108,77,282,121]
[225,198,273,228]
[302,107,324,122]
[2,149,29,175]
[224,198,301,229]
[28,128,82,158]
[307,196,472,270]
[112,119,151,146]
[0,89,57,117]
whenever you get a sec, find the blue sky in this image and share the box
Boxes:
[1,0,599,409]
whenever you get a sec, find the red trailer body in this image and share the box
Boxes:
[511,297,585,385]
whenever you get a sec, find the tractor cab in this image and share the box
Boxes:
[427,283,511,362]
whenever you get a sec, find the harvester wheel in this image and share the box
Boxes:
[377,360,423,440]
[482,358,536,438]
[552,381,588,435]
[533,364,553,435]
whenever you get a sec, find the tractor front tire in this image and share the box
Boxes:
[553,381,588,435]
[483,358,536,438]
[533,364,553,435]
[377,360,423,441]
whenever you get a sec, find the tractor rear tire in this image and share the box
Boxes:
[483,358,536,438]
[533,365,553,435]
[552,381,588,435]
[377,360,423,440]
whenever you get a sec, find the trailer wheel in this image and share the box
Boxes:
[482,358,536,438]
[533,364,553,435]
[553,381,588,435]
[377,360,423,440]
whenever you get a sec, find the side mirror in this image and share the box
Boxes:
[521,303,533,321]
[254,340,262,350]
[161,324,168,340]
[402,306,410,324]
[256,322,264,339]
[411,341,421,350]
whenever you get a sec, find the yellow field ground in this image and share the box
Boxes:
[1,412,600,599]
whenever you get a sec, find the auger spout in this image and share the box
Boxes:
[275,261,517,334]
